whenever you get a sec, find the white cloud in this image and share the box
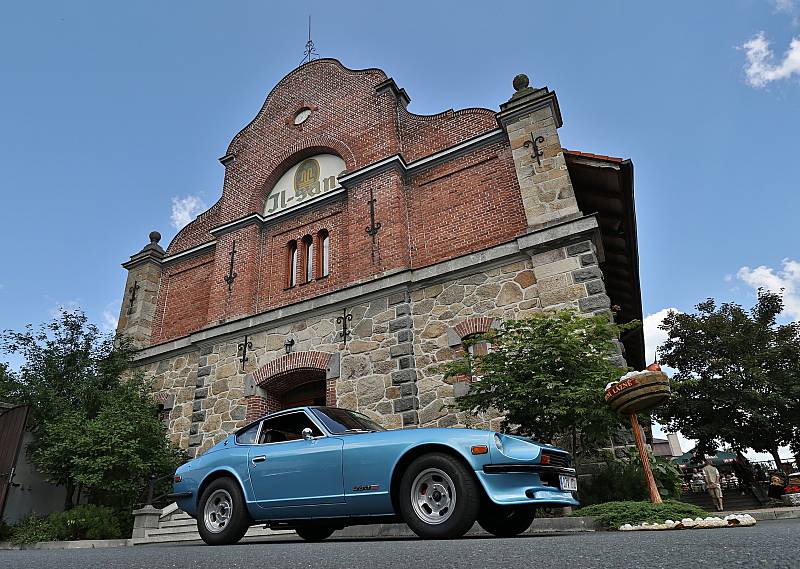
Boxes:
[741,31,800,87]
[642,307,681,365]
[170,194,206,230]
[102,300,120,333]
[774,0,795,14]
[737,258,800,319]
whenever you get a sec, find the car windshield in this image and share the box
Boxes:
[311,407,386,434]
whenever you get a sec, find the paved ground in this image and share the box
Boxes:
[3,518,799,569]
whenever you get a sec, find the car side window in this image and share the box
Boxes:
[236,422,261,445]
[258,412,323,444]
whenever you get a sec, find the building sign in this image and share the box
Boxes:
[264,154,345,218]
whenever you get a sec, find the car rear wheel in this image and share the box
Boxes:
[295,525,337,542]
[477,505,536,537]
[398,452,480,539]
[197,478,251,545]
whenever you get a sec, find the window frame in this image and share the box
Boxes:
[255,410,327,446]
[302,235,314,284]
[317,229,330,279]
[287,240,298,288]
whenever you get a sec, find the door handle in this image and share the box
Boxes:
[251,455,266,465]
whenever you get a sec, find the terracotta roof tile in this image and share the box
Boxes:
[562,149,624,163]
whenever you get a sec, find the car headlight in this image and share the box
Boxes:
[494,433,504,453]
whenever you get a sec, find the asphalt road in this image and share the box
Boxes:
[3,519,799,569]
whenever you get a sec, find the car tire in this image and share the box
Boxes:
[477,505,536,537]
[398,452,480,539]
[295,526,337,542]
[197,477,252,546]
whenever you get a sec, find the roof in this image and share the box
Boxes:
[564,150,645,369]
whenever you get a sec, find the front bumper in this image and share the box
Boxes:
[478,464,579,507]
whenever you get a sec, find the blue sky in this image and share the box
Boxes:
[1,2,798,456]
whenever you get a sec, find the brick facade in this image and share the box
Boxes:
[117,60,644,457]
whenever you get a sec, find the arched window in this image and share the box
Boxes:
[287,240,298,288]
[303,235,313,283]
[317,229,329,278]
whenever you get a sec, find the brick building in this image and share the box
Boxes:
[117,59,644,457]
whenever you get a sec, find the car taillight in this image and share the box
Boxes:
[174,475,182,483]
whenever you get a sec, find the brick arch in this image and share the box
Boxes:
[245,351,336,421]
[453,317,497,339]
[248,138,357,214]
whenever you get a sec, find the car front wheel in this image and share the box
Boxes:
[398,452,480,539]
[197,477,252,545]
[477,505,536,537]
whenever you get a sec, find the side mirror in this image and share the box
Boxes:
[302,427,314,441]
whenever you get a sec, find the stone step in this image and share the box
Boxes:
[133,532,202,545]
[159,518,198,529]
[145,524,201,536]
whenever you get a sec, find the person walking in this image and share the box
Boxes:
[702,458,724,511]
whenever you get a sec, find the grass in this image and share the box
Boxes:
[573,500,709,530]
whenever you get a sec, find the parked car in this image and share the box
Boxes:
[170,406,578,545]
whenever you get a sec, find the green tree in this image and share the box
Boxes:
[654,291,800,469]
[442,310,636,459]
[1,310,183,510]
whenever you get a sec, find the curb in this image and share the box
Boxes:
[0,539,132,551]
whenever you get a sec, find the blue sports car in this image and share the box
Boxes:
[170,406,579,544]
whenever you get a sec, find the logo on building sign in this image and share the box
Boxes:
[265,154,345,217]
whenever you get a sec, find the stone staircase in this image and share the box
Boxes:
[678,489,764,512]
[132,503,291,545]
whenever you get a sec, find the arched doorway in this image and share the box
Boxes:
[246,351,337,420]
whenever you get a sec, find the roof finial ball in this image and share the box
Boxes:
[149,231,161,244]
[513,73,529,92]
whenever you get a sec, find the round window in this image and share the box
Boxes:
[293,108,312,125]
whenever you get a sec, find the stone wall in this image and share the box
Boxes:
[136,230,619,457]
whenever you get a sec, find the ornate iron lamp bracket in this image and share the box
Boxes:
[237,335,252,371]
[224,240,238,292]
[523,133,545,166]
[336,309,353,345]
[127,280,140,315]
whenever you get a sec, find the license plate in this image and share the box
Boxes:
[559,475,578,492]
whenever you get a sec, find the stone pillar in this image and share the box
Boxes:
[118,232,165,346]
[131,505,161,540]
[497,74,581,230]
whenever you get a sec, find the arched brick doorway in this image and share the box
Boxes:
[244,351,337,421]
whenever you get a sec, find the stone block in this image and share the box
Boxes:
[400,383,418,397]
[565,241,592,256]
[402,411,419,426]
[389,316,412,332]
[395,303,411,316]
[197,366,212,378]
[189,423,199,435]
[390,343,413,357]
[514,270,537,288]
[393,396,417,413]
[530,248,565,266]
[194,388,208,400]
[398,355,415,369]
[586,279,605,296]
[391,369,417,385]
[189,434,203,447]
[200,344,214,356]
[533,257,580,279]
[388,292,407,306]
[580,253,597,267]
[192,400,202,412]
[572,266,603,283]
[453,381,470,398]
[191,411,206,423]
[578,294,611,312]
[397,329,413,343]
[230,406,246,420]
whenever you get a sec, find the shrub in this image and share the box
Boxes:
[574,500,708,530]
[578,451,683,506]
[47,505,125,541]
[9,515,57,545]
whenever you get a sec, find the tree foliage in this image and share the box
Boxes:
[442,310,637,457]
[653,291,800,467]
[1,310,184,510]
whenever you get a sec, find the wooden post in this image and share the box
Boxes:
[630,412,662,504]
